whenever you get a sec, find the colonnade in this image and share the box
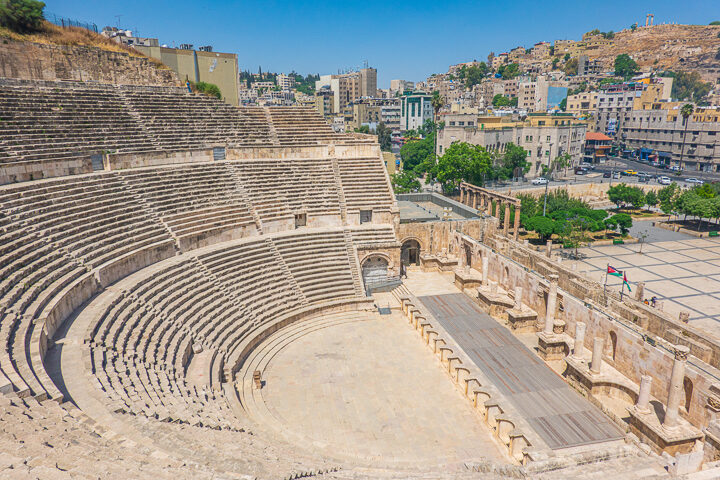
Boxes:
[458,182,521,241]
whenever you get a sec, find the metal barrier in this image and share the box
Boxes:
[364,275,401,296]
[45,12,99,33]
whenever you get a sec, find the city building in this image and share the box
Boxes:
[584,131,612,163]
[596,78,673,137]
[619,104,720,171]
[567,91,598,116]
[315,67,378,114]
[532,42,552,59]
[276,73,296,90]
[400,91,433,131]
[390,79,415,96]
[101,27,159,47]
[381,102,401,131]
[135,44,239,105]
[518,76,568,112]
[437,112,587,176]
[577,55,603,76]
[314,88,333,118]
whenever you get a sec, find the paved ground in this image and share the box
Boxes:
[574,237,720,338]
[259,311,507,465]
[626,219,692,243]
[416,292,623,450]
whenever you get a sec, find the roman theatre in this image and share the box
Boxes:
[2,75,720,479]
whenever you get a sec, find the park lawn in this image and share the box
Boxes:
[520,229,629,245]
[607,207,659,219]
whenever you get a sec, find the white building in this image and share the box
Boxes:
[277,73,296,90]
[400,91,433,131]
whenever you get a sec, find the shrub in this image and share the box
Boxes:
[0,0,45,33]
[195,82,222,100]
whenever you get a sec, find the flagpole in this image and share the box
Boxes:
[604,263,609,297]
[620,273,625,301]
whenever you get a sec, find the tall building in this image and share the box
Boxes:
[390,79,415,96]
[135,45,239,105]
[315,67,378,114]
[595,78,672,137]
[276,73,296,90]
[400,91,433,131]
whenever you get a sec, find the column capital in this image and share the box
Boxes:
[673,345,690,361]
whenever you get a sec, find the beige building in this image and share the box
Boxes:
[136,45,239,105]
[316,68,378,114]
[567,91,598,116]
[437,112,587,176]
[277,73,296,90]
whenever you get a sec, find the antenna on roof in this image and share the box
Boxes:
[114,14,123,28]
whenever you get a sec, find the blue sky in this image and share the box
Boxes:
[47,1,719,88]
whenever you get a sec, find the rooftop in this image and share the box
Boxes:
[397,192,481,223]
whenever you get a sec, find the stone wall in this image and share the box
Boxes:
[0,39,179,86]
[398,217,492,257]
[504,181,663,207]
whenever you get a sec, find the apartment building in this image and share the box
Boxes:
[276,73,296,90]
[567,91,598,116]
[390,79,415,96]
[620,104,720,172]
[400,91,433,131]
[315,67,378,114]
[577,56,603,76]
[437,112,587,176]
[518,76,568,112]
[349,97,400,130]
[596,78,673,136]
[381,102,402,131]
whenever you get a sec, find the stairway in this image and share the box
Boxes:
[342,230,365,297]
[263,108,280,145]
[225,162,264,232]
[331,158,348,222]
[266,238,308,305]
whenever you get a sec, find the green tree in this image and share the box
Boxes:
[564,58,578,75]
[710,21,720,25]
[605,213,632,235]
[431,91,444,122]
[0,0,45,33]
[510,97,518,107]
[391,170,421,194]
[376,122,392,152]
[614,54,638,80]
[498,63,520,79]
[558,97,567,111]
[434,142,492,192]
[524,215,557,242]
[658,183,680,219]
[492,94,511,107]
[678,103,694,170]
[564,216,593,256]
[563,53,571,62]
[496,143,530,180]
[660,71,712,102]
[630,24,637,31]
[461,63,489,88]
[645,190,658,209]
[400,135,434,171]
[354,125,371,134]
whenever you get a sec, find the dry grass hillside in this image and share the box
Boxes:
[0,21,168,69]
[587,24,720,82]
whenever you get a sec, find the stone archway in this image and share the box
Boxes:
[362,255,389,286]
[605,331,618,361]
[401,239,421,266]
[683,377,693,413]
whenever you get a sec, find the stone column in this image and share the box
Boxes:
[590,337,604,374]
[513,205,521,241]
[544,274,559,334]
[486,197,493,216]
[573,322,586,359]
[514,286,523,310]
[504,202,511,236]
[460,187,465,204]
[635,375,653,413]
[545,240,552,258]
[482,255,489,287]
[635,282,645,302]
[663,345,690,430]
[471,192,477,209]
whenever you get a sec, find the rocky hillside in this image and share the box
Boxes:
[587,24,720,82]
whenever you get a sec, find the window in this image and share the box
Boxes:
[360,210,373,224]
[546,136,551,142]
[294,213,307,228]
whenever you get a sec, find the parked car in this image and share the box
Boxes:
[670,165,682,172]
[637,173,652,182]
[622,169,638,176]
[602,172,611,178]
[574,167,587,175]
[579,162,595,170]
[658,176,672,185]
[685,178,704,184]
[612,172,621,179]
[532,177,549,185]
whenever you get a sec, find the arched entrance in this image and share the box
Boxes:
[464,244,472,268]
[362,256,389,286]
[401,240,421,266]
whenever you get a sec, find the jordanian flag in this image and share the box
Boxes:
[623,272,632,292]
[607,265,623,277]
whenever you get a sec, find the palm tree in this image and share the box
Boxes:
[430,90,444,164]
[677,103,694,172]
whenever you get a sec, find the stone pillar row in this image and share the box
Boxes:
[663,345,690,430]
[544,274,559,334]
[573,322,586,359]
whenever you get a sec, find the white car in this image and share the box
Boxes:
[685,178,704,184]
[670,165,682,172]
[658,176,671,185]
[532,177,549,185]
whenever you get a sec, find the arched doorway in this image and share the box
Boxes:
[401,240,421,266]
[464,244,472,268]
[683,377,693,413]
[606,331,618,361]
[362,256,389,286]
